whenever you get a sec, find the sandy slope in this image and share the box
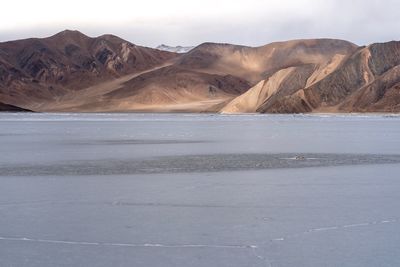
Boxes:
[221,68,296,113]
[40,63,174,111]
[43,63,248,112]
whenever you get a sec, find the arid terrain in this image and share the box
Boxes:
[1,30,400,113]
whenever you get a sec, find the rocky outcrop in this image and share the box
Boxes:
[304,41,400,113]
[340,65,400,112]
[221,65,314,113]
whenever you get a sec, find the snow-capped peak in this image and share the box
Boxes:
[156,44,194,53]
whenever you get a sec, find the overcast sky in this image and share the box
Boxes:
[1,0,399,47]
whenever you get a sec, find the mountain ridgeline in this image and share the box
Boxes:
[1,30,399,113]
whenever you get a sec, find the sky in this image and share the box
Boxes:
[1,0,399,47]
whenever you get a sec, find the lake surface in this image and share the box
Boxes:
[1,113,400,267]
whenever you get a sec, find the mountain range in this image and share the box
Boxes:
[1,30,399,113]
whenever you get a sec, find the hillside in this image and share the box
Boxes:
[0,30,178,110]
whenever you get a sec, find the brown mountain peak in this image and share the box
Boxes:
[51,29,89,38]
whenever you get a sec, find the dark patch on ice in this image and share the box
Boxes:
[69,139,208,146]
[1,153,400,176]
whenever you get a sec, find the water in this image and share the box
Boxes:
[1,113,400,266]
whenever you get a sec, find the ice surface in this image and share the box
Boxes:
[1,113,400,266]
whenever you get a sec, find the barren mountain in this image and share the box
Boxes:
[0,30,177,109]
[177,39,357,84]
[222,40,400,113]
[1,31,400,113]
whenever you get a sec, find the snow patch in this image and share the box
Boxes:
[156,44,194,53]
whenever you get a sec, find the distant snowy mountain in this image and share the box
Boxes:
[156,44,194,53]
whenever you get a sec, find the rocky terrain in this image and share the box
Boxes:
[222,41,400,113]
[1,30,399,113]
[0,30,177,110]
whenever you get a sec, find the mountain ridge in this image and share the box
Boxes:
[1,30,399,113]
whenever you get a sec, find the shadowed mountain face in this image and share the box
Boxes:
[0,102,31,112]
[1,31,400,113]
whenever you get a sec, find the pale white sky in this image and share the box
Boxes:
[1,0,399,47]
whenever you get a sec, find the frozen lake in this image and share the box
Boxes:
[1,113,400,266]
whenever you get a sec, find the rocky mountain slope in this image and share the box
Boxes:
[177,39,357,84]
[1,31,400,113]
[0,30,177,110]
[221,41,400,113]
